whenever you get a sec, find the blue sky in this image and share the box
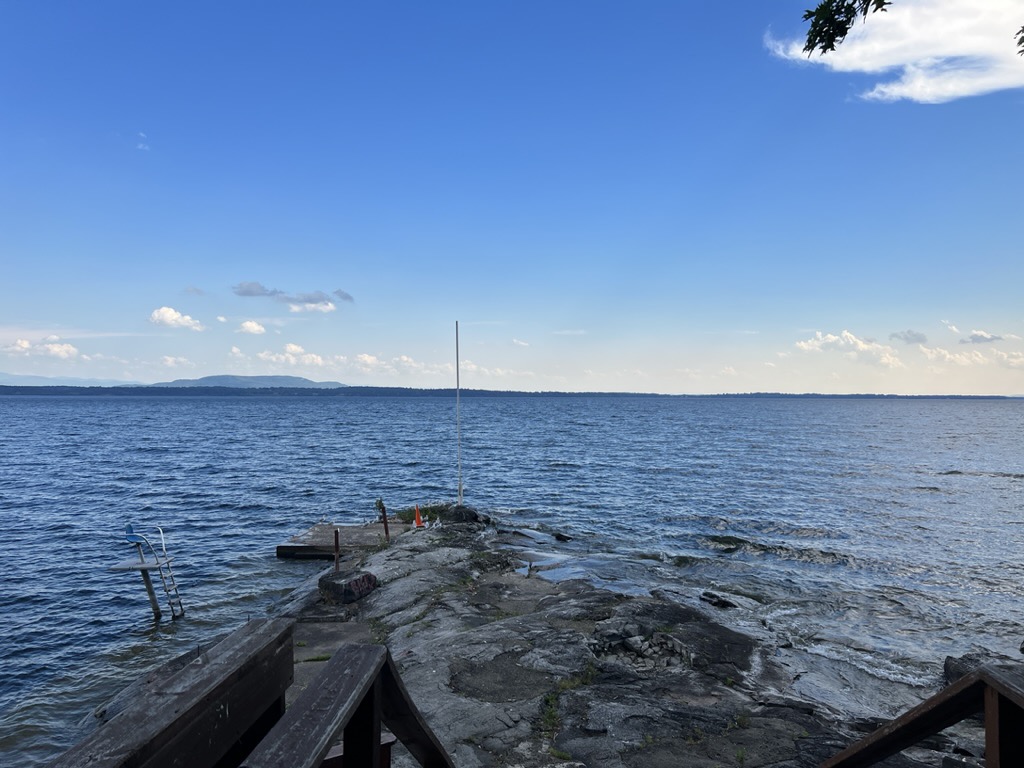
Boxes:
[3,0,1023,394]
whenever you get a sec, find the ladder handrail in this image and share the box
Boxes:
[151,526,185,618]
[122,523,185,619]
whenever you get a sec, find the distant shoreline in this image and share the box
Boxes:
[0,385,1018,399]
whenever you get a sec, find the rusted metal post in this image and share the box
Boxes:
[334,529,340,574]
[380,503,390,543]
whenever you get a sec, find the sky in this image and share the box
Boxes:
[2,0,1023,395]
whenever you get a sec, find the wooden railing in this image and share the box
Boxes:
[241,643,453,768]
[48,618,453,768]
[50,618,295,768]
[822,663,1024,768]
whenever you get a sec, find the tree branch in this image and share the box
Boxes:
[802,0,890,56]
[803,1,1024,57]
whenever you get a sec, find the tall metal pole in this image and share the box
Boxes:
[456,321,463,506]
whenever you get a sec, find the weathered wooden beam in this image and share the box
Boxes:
[240,644,387,768]
[985,686,1024,768]
[49,618,294,768]
[821,670,986,768]
[823,664,1024,768]
[378,653,455,768]
[984,664,1024,710]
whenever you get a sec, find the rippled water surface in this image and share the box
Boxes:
[1,394,1022,764]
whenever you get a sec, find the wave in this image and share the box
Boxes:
[700,534,857,566]
[938,469,1024,480]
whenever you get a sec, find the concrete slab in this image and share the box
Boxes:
[276,520,413,559]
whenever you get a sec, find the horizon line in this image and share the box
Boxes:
[0,383,1020,400]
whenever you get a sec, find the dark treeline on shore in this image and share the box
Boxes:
[0,385,1017,399]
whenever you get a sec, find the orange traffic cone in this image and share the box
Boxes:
[414,505,424,528]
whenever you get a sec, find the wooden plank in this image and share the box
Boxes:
[49,618,294,768]
[378,654,455,768]
[985,686,1024,768]
[986,686,1003,768]
[821,669,986,768]
[822,664,1024,768]
[241,644,387,768]
[983,664,1024,710]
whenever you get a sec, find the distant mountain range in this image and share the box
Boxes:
[151,375,347,389]
[0,373,346,389]
[0,372,147,387]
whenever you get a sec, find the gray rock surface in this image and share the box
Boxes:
[287,522,946,768]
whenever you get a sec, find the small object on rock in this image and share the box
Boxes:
[318,571,378,604]
[700,591,738,609]
[554,532,572,542]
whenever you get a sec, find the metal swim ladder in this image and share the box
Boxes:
[111,524,185,620]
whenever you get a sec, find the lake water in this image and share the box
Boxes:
[1,394,1022,765]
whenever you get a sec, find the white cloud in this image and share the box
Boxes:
[3,337,80,359]
[459,359,535,379]
[919,344,989,365]
[796,330,903,368]
[769,0,1024,103]
[239,320,266,335]
[257,343,325,366]
[942,320,960,334]
[961,329,1002,344]
[992,349,1024,368]
[288,301,335,313]
[217,316,227,323]
[149,306,204,331]
[41,341,78,359]
[230,346,245,359]
[353,353,388,373]
[161,356,192,368]
[343,353,451,378]
[512,338,529,347]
